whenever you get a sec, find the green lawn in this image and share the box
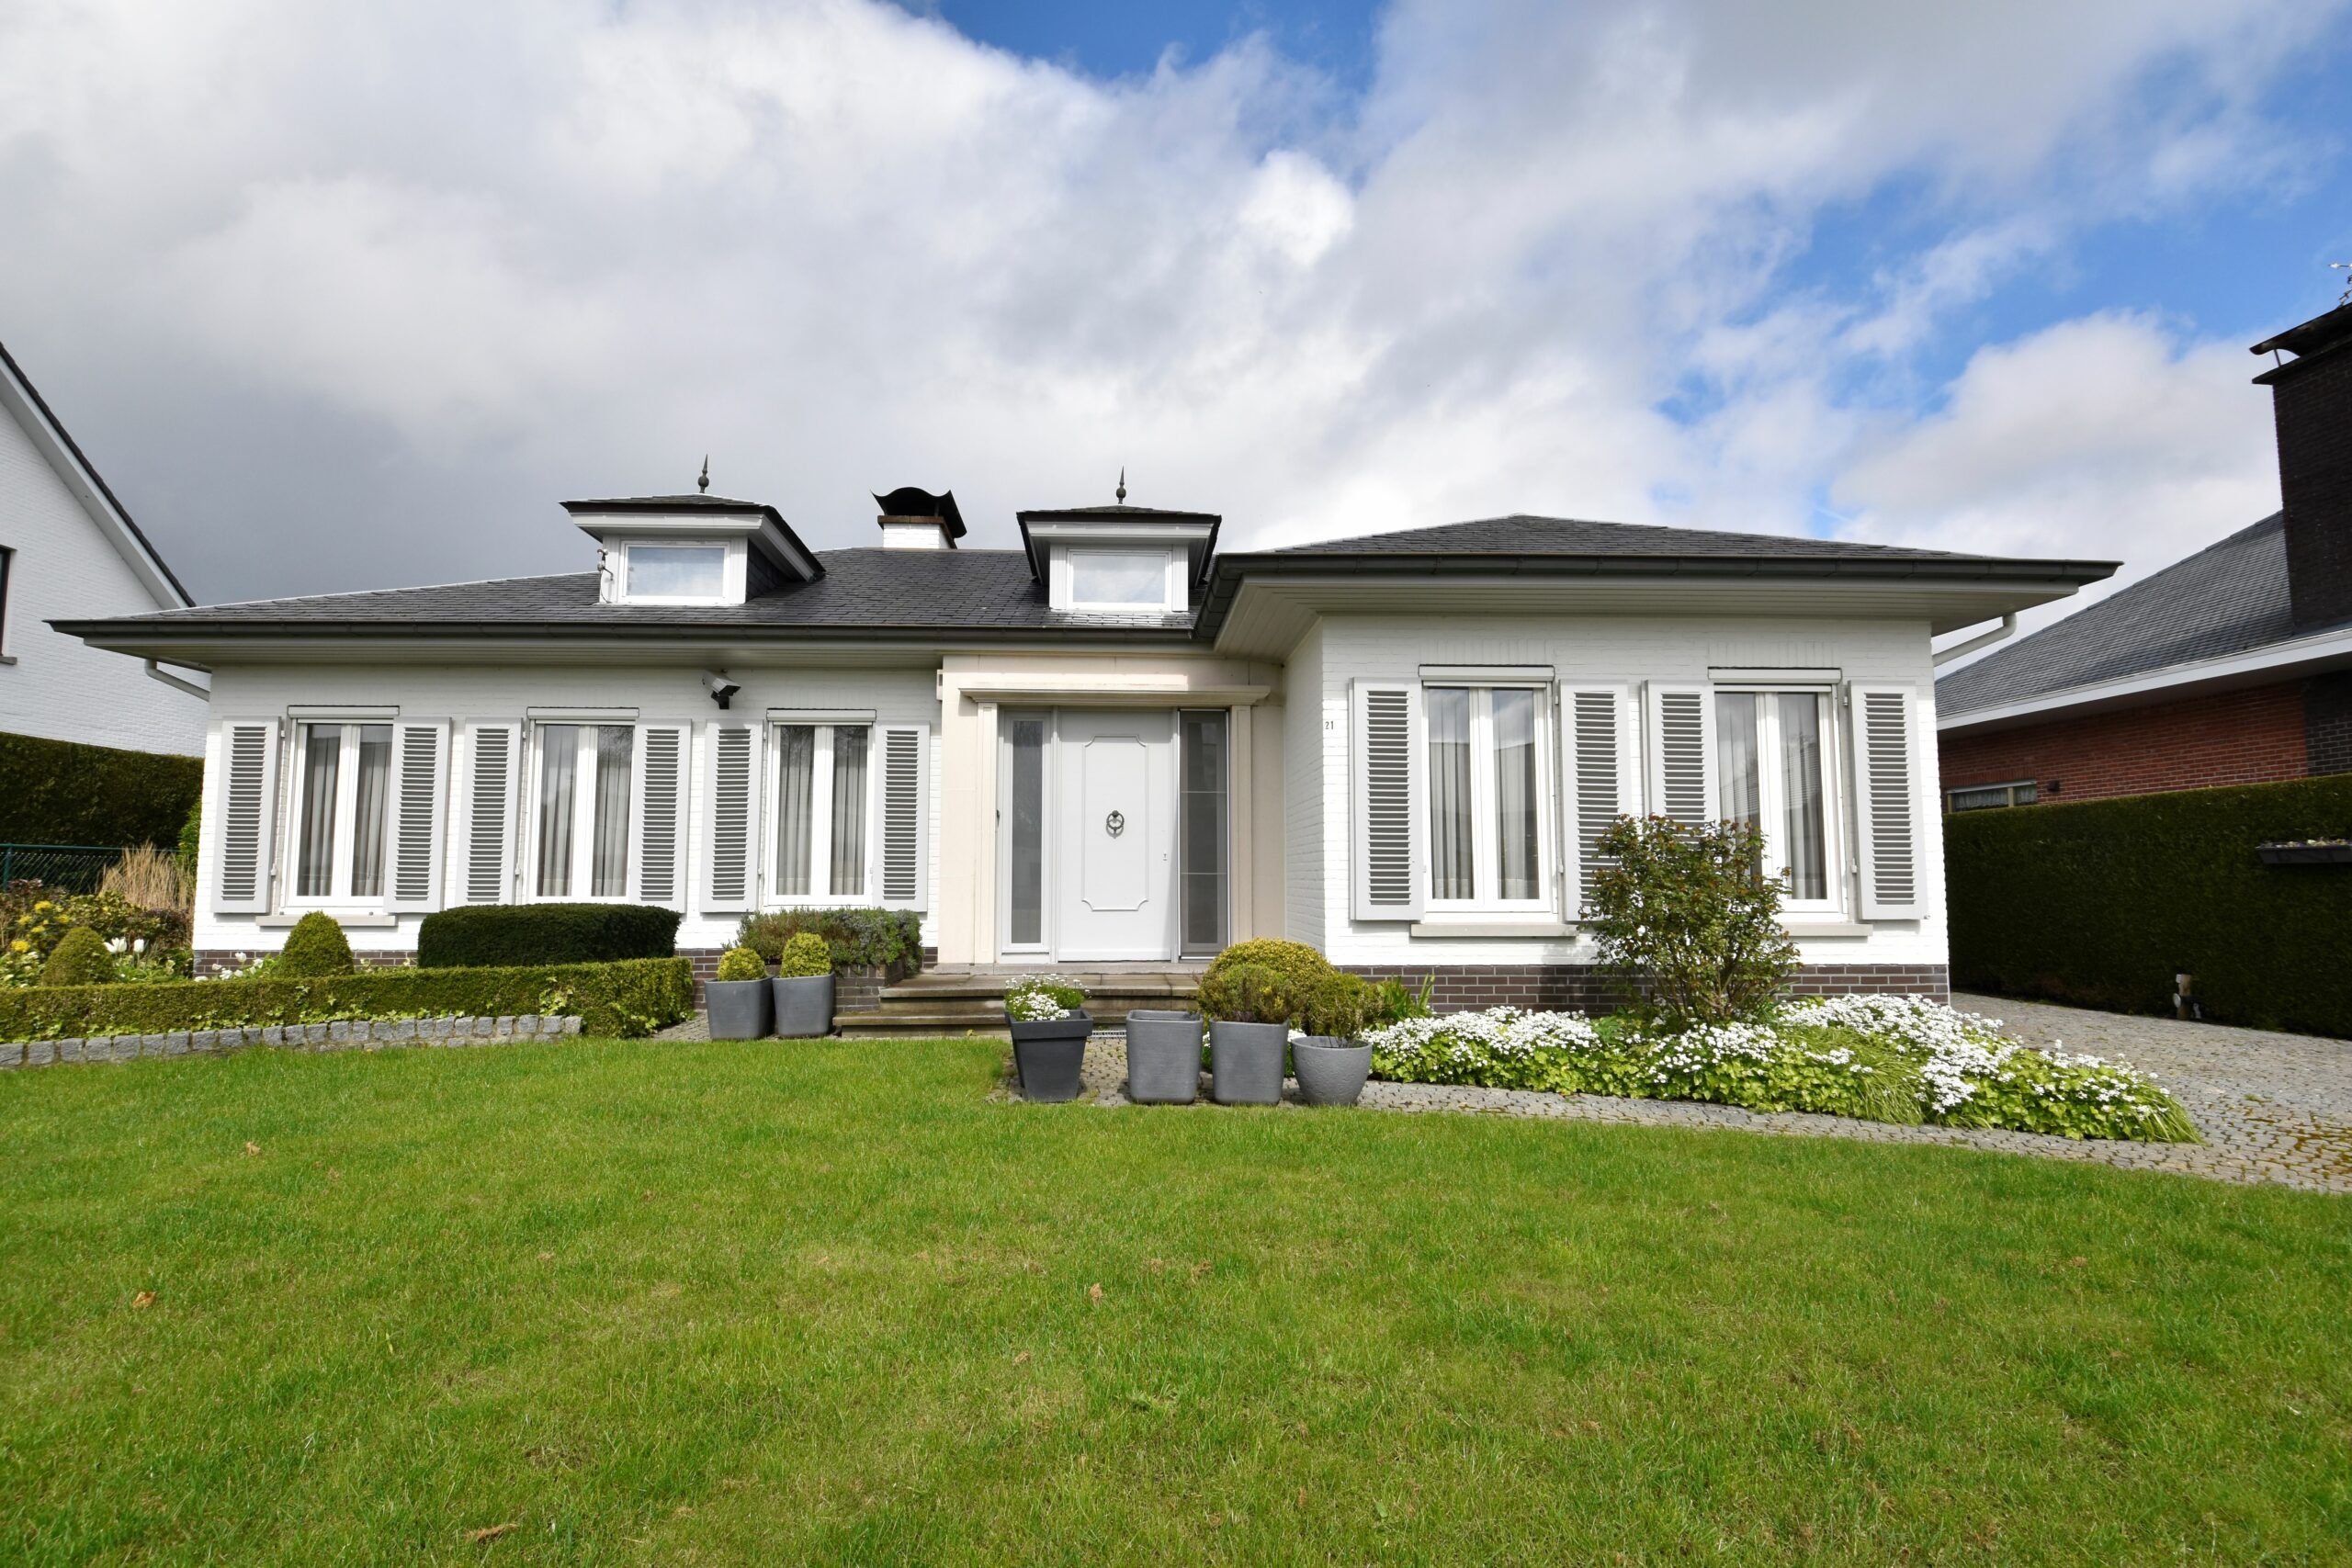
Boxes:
[3,1040,2346,1564]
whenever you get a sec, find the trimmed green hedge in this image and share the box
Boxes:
[0,957,694,1043]
[415,904,681,969]
[1945,775,2352,1038]
[0,731,202,848]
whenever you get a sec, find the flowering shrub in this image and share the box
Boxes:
[1366,997,2198,1142]
[3,887,187,972]
[1583,816,1798,1027]
[1005,976,1087,1022]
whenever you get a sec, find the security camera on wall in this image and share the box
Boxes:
[702,671,741,709]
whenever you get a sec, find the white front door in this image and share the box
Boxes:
[1052,710,1178,960]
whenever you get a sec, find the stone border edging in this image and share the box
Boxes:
[0,1013,583,1069]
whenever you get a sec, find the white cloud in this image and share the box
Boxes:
[1832,311,2281,637]
[0,0,2336,600]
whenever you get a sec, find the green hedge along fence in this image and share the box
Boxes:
[0,731,201,850]
[1945,774,2352,1038]
[0,957,694,1043]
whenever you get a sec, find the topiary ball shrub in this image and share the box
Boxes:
[416,904,682,968]
[1197,963,1296,1026]
[715,945,769,982]
[1297,971,1371,1039]
[40,927,117,987]
[1203,939,1334,998]
[777,932,834,978]
[278,911,356,976]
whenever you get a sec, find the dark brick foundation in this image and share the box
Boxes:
[196,949,414,977]
[1344,963,1950,1014]
[197,947,915,1010]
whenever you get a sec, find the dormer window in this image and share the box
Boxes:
[625,543,728,602]
[1068,548,1176,610]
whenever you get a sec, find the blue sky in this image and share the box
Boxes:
[3,0,2348,620]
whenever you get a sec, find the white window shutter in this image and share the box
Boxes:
[1351,680,1425,921]
[632,724,690,908]
[700,723,760,912]
[210,719,280,913]
[455,722,521,905]
[1644,682,1717,827]
[878,724,928,910]
[1560,684,1635,912]
[386,720,449,911]
[1850,683,1925,919]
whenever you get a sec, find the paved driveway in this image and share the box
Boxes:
[1954,993,2352,1194]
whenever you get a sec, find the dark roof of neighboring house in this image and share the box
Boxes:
[1936,513,2302,717]
[0,338,193,605]
[57,512,2109,647]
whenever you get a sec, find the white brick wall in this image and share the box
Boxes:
[1304,614,1949,969]
[1281,623,1326,951]
[194,661,939,956]
[0,403,202,754]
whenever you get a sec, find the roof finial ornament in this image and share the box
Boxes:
[697,456,710,494]
[1115,466,1126,504]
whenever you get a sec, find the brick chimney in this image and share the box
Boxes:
[2254,301,2352,631]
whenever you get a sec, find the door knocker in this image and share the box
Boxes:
[1104,810,1125,837]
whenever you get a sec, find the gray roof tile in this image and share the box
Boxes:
[1937,514,2297,716]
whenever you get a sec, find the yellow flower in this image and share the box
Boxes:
[32,901,52,912]
[8,940,26,953]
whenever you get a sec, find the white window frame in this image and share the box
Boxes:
[761,718,877,906]
[526,722,639,902]
[1713,685,1847,917]
[1051,546,1184,614]
[1422,682,1556,916]
[613,537,741,605]
[284,719,396,909]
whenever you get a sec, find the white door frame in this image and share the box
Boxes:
[997,707,1184,962]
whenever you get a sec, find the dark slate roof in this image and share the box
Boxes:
[59,548,1192,640]
[1936,514,2299,716]
[1273,513,1987,561]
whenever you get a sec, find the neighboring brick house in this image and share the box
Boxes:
[1938,299,2352,807]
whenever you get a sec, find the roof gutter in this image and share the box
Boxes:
[1931,612,2017,669]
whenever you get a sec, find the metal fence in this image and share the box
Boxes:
[0,843,130,894]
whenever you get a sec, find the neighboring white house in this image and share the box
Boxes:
[0,341,204,755]
[62,482,2111,1002]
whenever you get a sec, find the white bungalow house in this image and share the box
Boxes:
[2,340,205,755]
[61,482,2111,1008]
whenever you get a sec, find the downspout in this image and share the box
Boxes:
[1931,612,2017,669]
[143,659,210,700]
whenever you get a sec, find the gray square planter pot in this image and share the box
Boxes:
[706,978,773,1040]
[1209,1020,1287,1105]
[1124,1010,1203,1104]
[1292,1037,1372,1106]
[1009,1011,1092,1102]
[772,975,836,1039]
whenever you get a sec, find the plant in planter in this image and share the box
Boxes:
[1292,971,1374,1107]
[1124,1007,1204,1105]
[1004,976,1091,1102]
[1197,961,1295,1106]
[707,944,774,1040]
[771,933,836,1039]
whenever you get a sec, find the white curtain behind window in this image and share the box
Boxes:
[775,726,815,895]
[348,725,391,897]
[1427,689,1474,900]
[831,727,868,897]
[298,724,341,898]
[1493,690,1539,899]
[1715,692,1762,849]
[1777,694,1827,898]
[536,726,578,897]
[591,726,632,897]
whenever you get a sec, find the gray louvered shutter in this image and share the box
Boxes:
[457,722,520,904]
[878,724,928,910]
[1351,681,1424,921]
[1644,682,1717,827]
[1561,684,1634,913]
[632,724,689,908]
[210,719,280,913]
[386,720,449,911]
[1850,683,1924,919]
[700,723,759,911]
